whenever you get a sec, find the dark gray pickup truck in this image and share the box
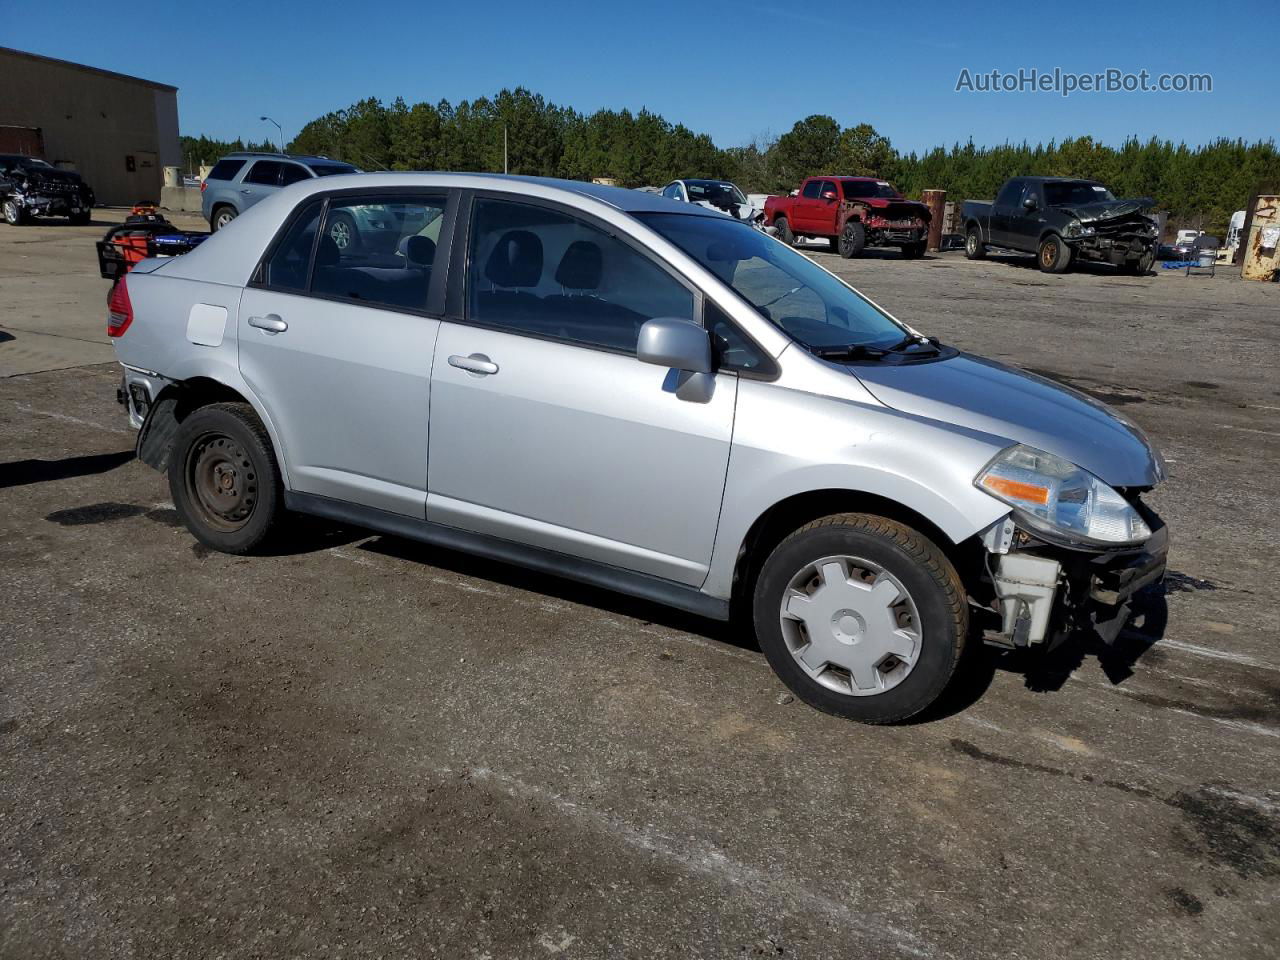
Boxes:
[962,177,1157,275]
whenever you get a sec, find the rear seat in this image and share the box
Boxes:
[313,235,434,309]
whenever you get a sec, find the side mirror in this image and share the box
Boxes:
[1023,196,1039,210]
[637,317,712,374]
[821,190,838,202]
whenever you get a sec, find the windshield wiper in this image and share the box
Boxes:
[885,333,942,353]
[812,343,890,360]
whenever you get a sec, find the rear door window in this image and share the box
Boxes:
[278,163,311,186]
[262,200,322,292]
[995,180,1024,208]
[206,158,247,182]
[311,196,446,312]
[244,161,283,186]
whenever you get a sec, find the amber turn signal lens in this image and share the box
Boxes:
[980,475,1050,505]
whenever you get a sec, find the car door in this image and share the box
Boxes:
[793,179,824,232]
[237,189,456,516]
[1008,181,1046,251]
[426,194,737,586]
[237,159,283,212]
[989,179,1023,248]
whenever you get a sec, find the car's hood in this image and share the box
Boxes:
[850,354,1164,487]
[1055,197,1154,224]
[21,167,87,188]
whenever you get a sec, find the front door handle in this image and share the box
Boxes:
[448,353,499,376]
[240,188,253,194]
[248,314,287,334]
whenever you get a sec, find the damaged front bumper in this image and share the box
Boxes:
[982,512,1168,648]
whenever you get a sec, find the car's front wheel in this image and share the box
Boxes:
[3,200,28,226]
[838,222,866,258]
[753,513,967,724]
[1038,233,1072,273]
[169,402,283,555]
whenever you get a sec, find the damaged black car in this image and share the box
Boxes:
[962,176,1157,275]
[0,155,96,226]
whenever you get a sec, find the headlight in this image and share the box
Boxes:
[975,444,1151,546]
[1064,223,1095,237]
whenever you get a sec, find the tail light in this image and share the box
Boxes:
[200,181,208,194]
[107,278,133,337]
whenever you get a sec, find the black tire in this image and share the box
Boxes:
[752,513,967,724]
[69,210,91,226]
[210,205,237,232]
[3,199,28,226]
[901,241,926,259]
[773,216,794,246]
[964,225,985,259]
[838,221,866,259]
[1122,251,1154,275]
[327,211,360,252]
[1037,233,1072,273]
[168,402,283,555]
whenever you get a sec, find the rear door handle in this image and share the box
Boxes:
[448,353,498,376]
[248,314,287,333]
[240,188,253,194]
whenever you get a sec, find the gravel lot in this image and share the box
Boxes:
[1,213,1278,959]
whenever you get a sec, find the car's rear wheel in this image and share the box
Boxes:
[169,402,282,555]
[210,206,237,232]
[753,513,967,724]
[773,216,794,246]
[838,222,866,258]
[964,226,985,259]
[3,200,28,226]
[1038,233,1072,273]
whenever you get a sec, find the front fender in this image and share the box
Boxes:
[702,378,1010,599]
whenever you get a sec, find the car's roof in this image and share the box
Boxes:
[681,178,736,186]
[810,175,891,183]
[223,152,355,165]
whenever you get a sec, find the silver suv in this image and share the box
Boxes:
[200,153,357,232]
[109,174,1167,723]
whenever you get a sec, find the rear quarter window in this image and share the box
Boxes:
[206,158,247,182]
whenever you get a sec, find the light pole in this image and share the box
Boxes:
[260,116,284,153]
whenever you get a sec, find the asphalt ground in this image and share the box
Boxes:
[2,213,1278,959]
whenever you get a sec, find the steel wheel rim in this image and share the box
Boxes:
[1041,241,1057,267]
[779,555,922,697]
[330,219,351,249]
[216,211,234,228]
[185,432,257,531]
[4,201,17,222]
[966,232,977,255]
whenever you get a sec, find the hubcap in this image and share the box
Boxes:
[1041,242,1056,267]
[217,211,234,228]
[779,555,921,696]
[330,220,351,249]
[186,433,257,531]
[4,201,16,221]
[966,233,976,254]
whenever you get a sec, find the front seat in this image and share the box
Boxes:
[477,229,544,324]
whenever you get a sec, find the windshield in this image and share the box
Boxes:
[843,180,900,200]
[685,180,747,205]
[638,212,908,351]
[1044,181,1115,206]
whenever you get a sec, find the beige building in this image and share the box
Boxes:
[0,47,180,206]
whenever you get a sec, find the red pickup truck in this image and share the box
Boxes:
[764,176,931,259]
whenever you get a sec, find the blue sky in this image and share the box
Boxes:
[7,0,1267,155]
